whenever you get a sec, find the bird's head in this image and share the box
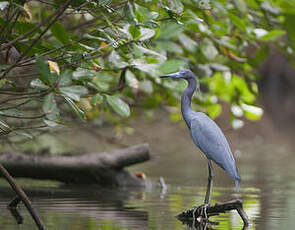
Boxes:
[159,69,200,92]
[158,69,195,80]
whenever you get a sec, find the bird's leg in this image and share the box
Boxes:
[204,160,214,205]
[192,160,214,222]
[197,160,214,221]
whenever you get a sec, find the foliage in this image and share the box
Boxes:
[0,0,293,140]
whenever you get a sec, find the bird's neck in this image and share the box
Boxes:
[181,77,197,128]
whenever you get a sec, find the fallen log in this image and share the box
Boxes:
[0,143,150,187]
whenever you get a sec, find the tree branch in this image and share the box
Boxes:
[0,1,68,52]
[0,113,45,120]
[0,163,47,230]
[1,0,72,78]
[0,91,49,105]
[0,100,31,111]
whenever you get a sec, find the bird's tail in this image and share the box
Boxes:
[235,179,240,192]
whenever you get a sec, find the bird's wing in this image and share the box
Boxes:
[190,112,240,182]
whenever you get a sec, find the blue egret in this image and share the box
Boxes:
[159,69,240,207]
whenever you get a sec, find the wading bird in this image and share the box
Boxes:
[159,69,240,209]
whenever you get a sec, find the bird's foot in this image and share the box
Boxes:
[192,203,210,223]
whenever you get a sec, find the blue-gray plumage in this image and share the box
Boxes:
[159,69,240,196]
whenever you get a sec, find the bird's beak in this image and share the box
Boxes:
[158,72,181,79]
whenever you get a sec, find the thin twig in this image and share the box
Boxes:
[1,0,72,78]
[0,100,31,111]
[0,1,67,52]
[12,11,125,69]
[2,72,40,78]
[12,124,48,131]
[0,163,47,230]
[5,0,26,38]
[0,91,49,105]
[0,113,45,119]
[0,90,47,96]
[117,67,127,92]
[0,4,19,42]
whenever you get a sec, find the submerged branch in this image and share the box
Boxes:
[177,199,250,226]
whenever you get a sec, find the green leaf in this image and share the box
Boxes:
[124,1,136,23]
[169,0,184,12]
[131,59,159,74]
[233,0,248,14]
[73,68,96,81]
[135,4,158,23]
[139,80,153,94]
[88,80,109,91]
[36,57,51,84]
[283,14,295,43]
[0,79,7,87]
[70,0,86,7]
[227,13,246,31]
[261,1,280,14]
[60,86,88,102]
[108,51,128,69]
[241,103,263,120]
[90,94,104,105]
[42,93,60,121]
[158,22,183,39]
[134,44,166,61]
[206,104,222,119]
[105,95,130,117]
[257,30,286,41]
[30,79,49,90]
[63,96,86,120]
[58,69,72,87]
[209,63,230,72]
[155,41,183,53]
[51,22,70,44]
[159,59,187,73]
[200,38,218,60]
[129,25,141,40]
[98,0,112,6]
[178,33,198,51]
[14,21,38,37]
[139,27,156,41]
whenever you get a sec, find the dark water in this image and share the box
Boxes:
[0,111,294,230]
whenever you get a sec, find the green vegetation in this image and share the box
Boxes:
[0,0,293,141]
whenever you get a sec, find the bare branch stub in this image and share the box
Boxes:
[177,199,250,226]
[7,196,23,224]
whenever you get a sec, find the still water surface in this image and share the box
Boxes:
[0,111,294,230]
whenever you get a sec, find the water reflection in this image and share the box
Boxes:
[0,110,294,229]
[178,219,249,230]
[0,186,149,230]
[0,184,263,230]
